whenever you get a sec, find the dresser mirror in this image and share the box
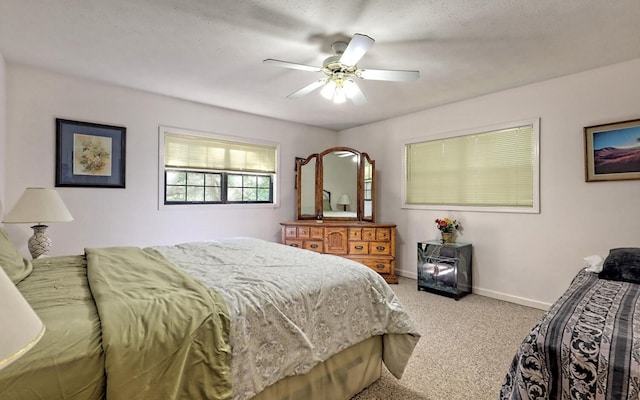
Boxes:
[296,147,375,222]
[298,155,317,218]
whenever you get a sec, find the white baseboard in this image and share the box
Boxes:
[398,270,418,280]
[396,270,551,311]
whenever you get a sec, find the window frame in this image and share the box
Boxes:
[401,118,540,214]
[158,126,280,210]
[164,169,274,205]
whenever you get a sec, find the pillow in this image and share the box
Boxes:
[584,254,604,273]
[599,248,640,284]
[0,226,32,284]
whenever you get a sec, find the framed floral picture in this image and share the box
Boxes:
[55,118,126,188]
[584,118,640,182]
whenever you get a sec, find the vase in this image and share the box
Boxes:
[441,232,454,244]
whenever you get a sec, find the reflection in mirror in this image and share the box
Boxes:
[322,151,358,219]
[299,157,316,217]
[363,157,373,220]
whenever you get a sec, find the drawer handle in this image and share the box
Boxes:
[289,244,299,248]
[375,264,385,270]
[355,245,364,250]
[376,246,386,251]
[310,244,318,249]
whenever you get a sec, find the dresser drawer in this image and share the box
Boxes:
[284,226,298,239]
[297,226,310,238]
[284,239,303,248]
[361,259,392,274]
[303,240,324,253]
[362,228,376,241]
[370,242,391,256]
[310,227,324,239]
[376,228,392,241]
[348,228,362,240]
[349,241,369,255]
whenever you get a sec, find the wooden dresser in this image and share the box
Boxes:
[280,220,397,284]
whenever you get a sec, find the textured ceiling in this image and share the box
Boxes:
[1,0,640,131]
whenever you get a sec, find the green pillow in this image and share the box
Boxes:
[0,226,32,284]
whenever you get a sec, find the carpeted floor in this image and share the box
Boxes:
[351,277,545,400]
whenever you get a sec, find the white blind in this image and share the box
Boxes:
[164,133,276,173]
[405,124,534,207]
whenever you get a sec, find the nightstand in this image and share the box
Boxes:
[417,241,472,300]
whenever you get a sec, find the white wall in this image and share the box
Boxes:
[339,58,640,309]
[4,65,336,256]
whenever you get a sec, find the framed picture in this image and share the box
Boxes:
[56,118,126,188]
[584,118,640,182]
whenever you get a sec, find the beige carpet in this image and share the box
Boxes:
[352,277,545,400]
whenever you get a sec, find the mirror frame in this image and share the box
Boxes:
[296,147,375,222]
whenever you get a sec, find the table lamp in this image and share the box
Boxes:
[2,188,73,259]
[337,194,351,211]
[0,267,45,370]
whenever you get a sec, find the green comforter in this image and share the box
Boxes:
[85,246,232,400]
[0,256,104,400]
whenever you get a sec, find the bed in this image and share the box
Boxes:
[0,230,419,400]
[322,189,358,219]
[501,247,640,400]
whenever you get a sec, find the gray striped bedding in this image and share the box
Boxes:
[501,269,640,399]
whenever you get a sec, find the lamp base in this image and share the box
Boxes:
[28,225,51,259]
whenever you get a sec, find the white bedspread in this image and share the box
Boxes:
[151,237,419,400]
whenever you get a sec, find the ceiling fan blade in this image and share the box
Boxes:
[344,80,367,105]
[339,33,375,67]
[263,59,322,72]
[287,79,328,99]
[359,68,420,82]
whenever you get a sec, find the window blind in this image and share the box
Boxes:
[405,124,534,207]
[164,133,276,173]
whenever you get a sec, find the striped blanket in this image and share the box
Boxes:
[501,269,640,400]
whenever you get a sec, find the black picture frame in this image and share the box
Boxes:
[55,118,126,188]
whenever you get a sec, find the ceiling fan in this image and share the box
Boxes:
[263,33,420,105]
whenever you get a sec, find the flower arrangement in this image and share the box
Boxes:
[435,218,461,233]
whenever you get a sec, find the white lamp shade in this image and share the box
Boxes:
[0,267,45,370]
[3,188,73,224]
[337,194,351,205]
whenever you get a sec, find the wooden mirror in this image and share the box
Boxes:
[296,147,375,222]
[298,155,317,219]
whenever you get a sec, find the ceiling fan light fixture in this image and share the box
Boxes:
[343,80,359,99]
[320,80,336,100]
[264,33,418,105]
[333,86,346,104]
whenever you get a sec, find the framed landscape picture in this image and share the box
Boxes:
[584,118,640,182]
[55,118,126,188]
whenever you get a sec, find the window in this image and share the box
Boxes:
[160,127,278,206]
[403,119,539,213]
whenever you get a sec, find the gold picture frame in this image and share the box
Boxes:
[584,118,640,182]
